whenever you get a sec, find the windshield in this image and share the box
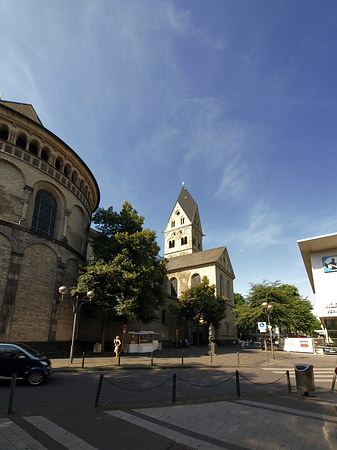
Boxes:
[17,343,42,357]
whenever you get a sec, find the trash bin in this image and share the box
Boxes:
[294,363,315,394]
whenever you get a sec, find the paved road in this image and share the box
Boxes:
[0,348,336,449]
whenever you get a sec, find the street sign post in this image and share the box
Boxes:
[258,322,267,333]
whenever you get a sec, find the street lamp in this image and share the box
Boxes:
[261,302,274,359]
[59,286,95,364]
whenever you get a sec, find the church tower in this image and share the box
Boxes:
[164,185,203,258]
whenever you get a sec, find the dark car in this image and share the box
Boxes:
[323,343,337,355]
[0,343,51,385]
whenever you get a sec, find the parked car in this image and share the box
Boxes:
[0,343,51,385]
[323,343,337,355]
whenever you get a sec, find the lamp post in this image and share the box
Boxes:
[262,302,274,359]
[59,286,95,364]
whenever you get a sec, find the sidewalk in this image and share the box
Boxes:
[51,345,337,372]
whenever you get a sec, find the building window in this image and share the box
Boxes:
[41,147,49,162]
[28,142,38,156]
[31,190,57,237]
[169,240,175,248]
[170,278,178,297]
[220,275,224,296]
[0,125,9,141]
[181,236,187,245]
[192,274,201,286]
[171,220,175,228]
[16,136,27,149]
[181,217,185,224]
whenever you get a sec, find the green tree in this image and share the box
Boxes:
[73,201,167,342]
[235,280,320,338]
[171,276,228,345]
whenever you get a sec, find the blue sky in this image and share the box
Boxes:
[1,0,337,312]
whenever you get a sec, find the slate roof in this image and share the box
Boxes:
[176,186,198,221]
[166,246,233,274]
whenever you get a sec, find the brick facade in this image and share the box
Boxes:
[0,101,99,349]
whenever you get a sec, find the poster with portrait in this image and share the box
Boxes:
[322,255,337,272]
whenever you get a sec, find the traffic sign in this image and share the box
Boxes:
[258,322,267,332]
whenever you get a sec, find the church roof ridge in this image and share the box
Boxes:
[0,100,43,125]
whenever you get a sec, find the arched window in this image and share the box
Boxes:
[55,157,62,171]
[181,236,187,245]
[28,141,38,156]
[64,164,71,178]
[220,275,224,296]
[192,274,201,286]
[16,135,27,149]
[0,125,9,141]
[169,240,175,248]
[31,190,57,237]
[170,278,177,297]
[41,147,49,162]
[71,170,78,186]
[171,220,175,228]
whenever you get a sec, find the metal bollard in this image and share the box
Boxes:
[82,352,86,368]
[8,373,16,414]
[210,350,213,365]
[286,370,291,393]
[237,352,240,365]
[235,370,240,398]
[331,370,337,392]
[181,352,184,365]
[94,374,104,407]
[118,354,121,366]
[172,373,177,403]
[151,352,154,366]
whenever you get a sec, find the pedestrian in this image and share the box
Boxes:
[114,335,121,358]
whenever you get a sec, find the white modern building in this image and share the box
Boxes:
[298,232,337,342]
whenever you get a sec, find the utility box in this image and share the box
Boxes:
[294,363,315,394]
[208,342,217,355]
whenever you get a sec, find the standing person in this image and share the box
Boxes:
[114,336,121,358]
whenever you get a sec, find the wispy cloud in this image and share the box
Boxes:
[228,201,283,249]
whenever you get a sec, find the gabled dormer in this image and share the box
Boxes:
[164,185,203,258]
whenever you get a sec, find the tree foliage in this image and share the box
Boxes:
[73,201,167,323]
[234,280,320,335]
[171,276,228,341]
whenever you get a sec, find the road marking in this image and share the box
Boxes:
[0,418,48,449]
[262,368,335,381]
[106,410,227,450]
[24,416,98,450]
[237,400,337,422]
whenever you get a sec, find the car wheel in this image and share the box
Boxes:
[27,370,45,386]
